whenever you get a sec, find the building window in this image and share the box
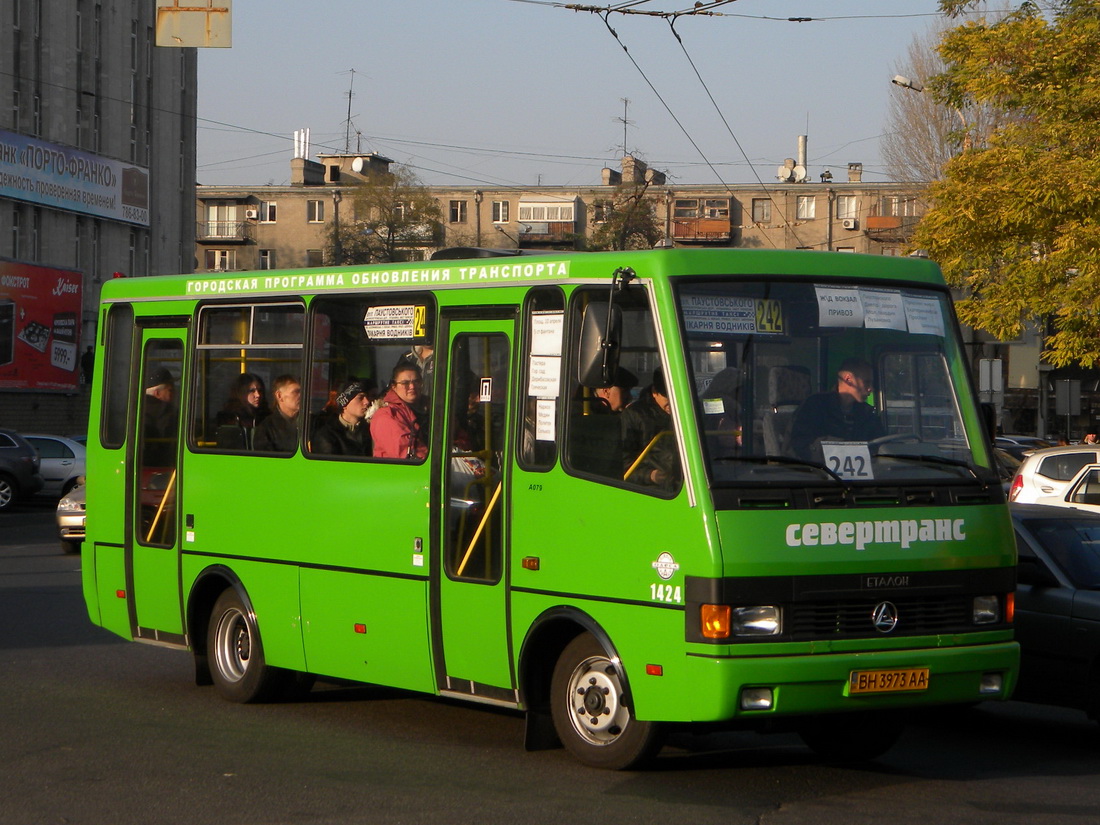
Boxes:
[259,249,275,269]
[307,200,325,223]
[518,203,575,222]
[751,198,771,224]
[796,195,816,220]
[673,199,698,219]
[205,249,237,271]
[259,201,277,223]
[883,196,918,217]
[592,201,611,224]
[703,199,729,218]
[835,196,857,220]
[882,247,901,256]
[492,200,509,223]
[449,200,467,223]
[836,247,856,253]
[306,249,324,267]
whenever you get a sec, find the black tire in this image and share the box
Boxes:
[550,632,663,770]
[0,474,18,512]
[798,711,904,762]
[207,587,291,703]
[60,539,82,555]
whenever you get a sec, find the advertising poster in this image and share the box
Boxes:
[0,260,83,391]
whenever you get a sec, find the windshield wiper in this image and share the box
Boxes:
[712,454,849,486]
[875,452,981,481]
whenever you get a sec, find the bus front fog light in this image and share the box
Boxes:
[979,672,1004,695]
[973,595,1000,625]
[740,687,774,710]
[732,605,782,637]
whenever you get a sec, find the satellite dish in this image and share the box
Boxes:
[793,165,807,182]
[776,165,793,182]
[351,157,365,173]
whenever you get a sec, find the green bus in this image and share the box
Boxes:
[82,248,1017,769]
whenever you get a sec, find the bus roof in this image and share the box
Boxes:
[100,248,946,304]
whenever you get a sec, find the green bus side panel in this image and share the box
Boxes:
[133,545,183,634]
[439,578,510,688]
[181,555,307,672]
[300,569,434,693]
[92,543,130,639]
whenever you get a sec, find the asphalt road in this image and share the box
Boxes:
[3,501,1100,825]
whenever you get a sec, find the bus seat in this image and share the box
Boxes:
[762,365,811,456]
[568,414,623,479]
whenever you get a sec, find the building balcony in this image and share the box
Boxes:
[196,221,251,243]
[518,221,577,245]
[865,215,920,241]
[671,217,733,243]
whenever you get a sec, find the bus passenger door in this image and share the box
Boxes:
[434,315,516,701]
[128,328,187,643]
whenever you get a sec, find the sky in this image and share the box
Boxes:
[195,0,967,192]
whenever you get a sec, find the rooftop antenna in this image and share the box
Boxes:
[615,98,634,156]
[341,68,357,153]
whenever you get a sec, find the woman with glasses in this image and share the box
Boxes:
[215,372,269,449]
[371,364,429,459]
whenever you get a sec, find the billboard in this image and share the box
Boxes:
[0,260,83,391]
[0,129,149,226]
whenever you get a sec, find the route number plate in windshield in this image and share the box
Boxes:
[821,442,874,481]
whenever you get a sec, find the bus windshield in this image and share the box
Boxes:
[678,279,987,487]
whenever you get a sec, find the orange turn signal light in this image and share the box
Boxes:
[1005,592,1015,624]
[701,604,731,639]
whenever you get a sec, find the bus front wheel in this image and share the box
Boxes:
[208,588,288,703]
[550,633,663,770]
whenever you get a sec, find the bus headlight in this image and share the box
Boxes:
[973,595,1000,625]
[732,605,782,637]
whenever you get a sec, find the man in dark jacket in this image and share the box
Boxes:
[788,357,884,462]
[312,381,372,456]
[621,368,680,489]
[253,375,301,453]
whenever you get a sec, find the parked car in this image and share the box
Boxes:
[1012,503,1100,717]
[0,428,44,512]
[22,434,86,497]
[995,434,1052,461]
[56,480,86,554]
[1008,445,1100,504]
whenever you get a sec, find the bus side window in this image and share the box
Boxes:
[519,287,564,471]
[306,295,436,461]
[563,286,680,495]
[191,304,304,454]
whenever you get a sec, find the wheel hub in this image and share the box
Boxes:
[568,657,628,744]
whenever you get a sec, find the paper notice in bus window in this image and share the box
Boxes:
[682,295,759,334]
[904,296,945,337]
[528,356,561,398]
[531,311,564,356]
[815,287,864,328]
[536,399,556,441]
[859,289,907,330]
[362,305,417,340]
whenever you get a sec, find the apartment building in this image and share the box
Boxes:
[0,0,197,432]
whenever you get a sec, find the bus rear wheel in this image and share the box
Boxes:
[208,588,289,703]
[550,633,663,770]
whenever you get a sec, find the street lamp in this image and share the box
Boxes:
[890,75,971,150]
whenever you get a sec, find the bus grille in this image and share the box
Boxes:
[788,596,972,639]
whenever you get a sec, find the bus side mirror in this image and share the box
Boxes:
[577,301,622,387]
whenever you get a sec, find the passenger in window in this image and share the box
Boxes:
[216,373,269,449]
[143,367,178,465]
[371,365,429,459]
[312,381,373,457]
[253,374,302,453]
[398,344,434,391]
[579,367,637,414]
[788,358,884,462]
[622,368,681,488]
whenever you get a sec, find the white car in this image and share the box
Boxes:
[22,434,86,497]
[56,482,86,555]
[1009,445,1100,504]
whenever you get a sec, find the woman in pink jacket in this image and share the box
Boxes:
[371,364,428,459]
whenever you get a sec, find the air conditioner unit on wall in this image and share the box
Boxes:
[245,209,258,220]
[841,218,858,230]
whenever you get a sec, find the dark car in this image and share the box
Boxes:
[1012,502,1100,717]
[996,434,1052,461]
[0,428,45,511]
